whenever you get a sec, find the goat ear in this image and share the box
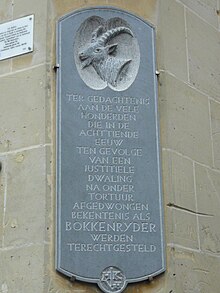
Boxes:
[92,26,104,40]
[107,43,118,54]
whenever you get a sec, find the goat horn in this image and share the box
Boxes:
[97,27,133,45]
[91,25,104,41]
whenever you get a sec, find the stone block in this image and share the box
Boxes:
[186,10,220,101]
[45,272,99,293]
[12,0,47,69]
[219,0,220,29]
[172,247,220,292]
[210,100,220,169]
[0,244,45,293]
[199,216,220,254]
[162,150,195,211]
[4,147,47,247]
[125,275,165,293]
[0,156,6,248]
[195,163,220,215]
[52,0,159,26]
[164,204,174,245]
[0,65,48,152]
[0,59,12,77]
[157,0,188,81]
[195,163,220,254]
[104,0,159,25]
[0,0,12,22]
[159,73,212,166]
[180,0,218,28]
[44,146,53,244]
[167,208,199,249]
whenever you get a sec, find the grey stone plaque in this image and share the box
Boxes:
[56,7,165,293]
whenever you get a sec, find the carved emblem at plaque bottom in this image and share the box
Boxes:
[98,266,126,293]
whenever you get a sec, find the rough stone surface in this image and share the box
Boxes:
[199,214,220,255]
[12,0,48,70]
[210,100,220,170]
[52,0,159,25]
[44,146,53,244]
[46,276,99,293]
[159,73,212,166]
[187,10,220,101]
[157,0,188,82]
[0,245,45,293]
[0,156,6,248]
[0,0,12,22]
[219,0,220,30]
[172,247,220,293]
[0,65,47,152]
[162,150,195,211]
[167,208,199,249]
[195,163,220,254]
[0,58,12,76]
[180,0,218,28]
[4,147,47,247]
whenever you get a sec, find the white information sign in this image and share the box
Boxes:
[0,15,34,61]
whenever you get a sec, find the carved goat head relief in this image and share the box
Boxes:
[74,16,140,91]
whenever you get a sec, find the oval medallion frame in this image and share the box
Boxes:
[74,16,140,91]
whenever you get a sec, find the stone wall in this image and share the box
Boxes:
[0,0,220,292]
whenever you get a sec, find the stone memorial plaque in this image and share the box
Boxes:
[0,15,34,61]
[56,7,165,292]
